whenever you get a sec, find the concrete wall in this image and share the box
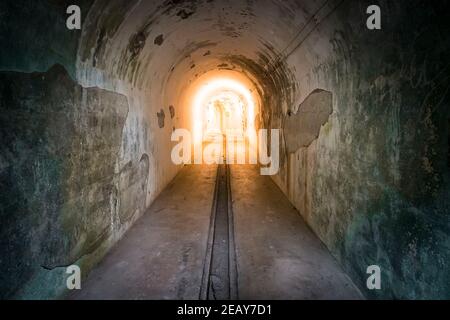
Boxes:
[0,0,182,298]
[276,0,450,299]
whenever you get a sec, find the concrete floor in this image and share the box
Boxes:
[71,165,217,299]
[70,164,362,300]
[231,165,363,299]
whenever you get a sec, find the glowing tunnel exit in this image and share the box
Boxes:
[171,70,279,175]
[193,78,256,143]
[191,76,258,164]
[203,90,245,142]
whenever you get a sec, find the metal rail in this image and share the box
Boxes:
[200,146,238,299]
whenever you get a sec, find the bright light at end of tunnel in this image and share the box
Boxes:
[192,78,256,148]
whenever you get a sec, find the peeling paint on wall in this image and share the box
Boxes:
[169,105,175,119]
[157,109,166,128]
[284,89,332,153]
[0,64,129,298]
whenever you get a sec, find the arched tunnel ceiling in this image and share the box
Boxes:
[77,0,329,108]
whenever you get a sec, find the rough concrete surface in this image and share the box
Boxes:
[71,164,362,300]
[231,165,363,300]
[0,65,129,299]
[70,165,217,299]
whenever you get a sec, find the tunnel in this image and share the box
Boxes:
[0,0,449,301]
